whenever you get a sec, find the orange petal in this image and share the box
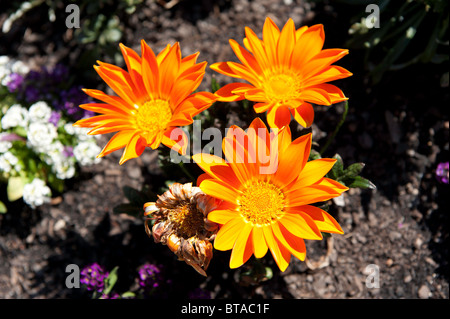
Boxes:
[207,201,239,225]
[291,24,325,69]
[252,226,268,258]
[299,87,332,105]
[274,132,312,187]
[298,205,344,234]
[277,18,296,67]
[161,127,188,155]
[286,184,341,206]
[199,179,240,204]
[81,89,134,113]
[214,83,252,102]
[229,223,253,268]
[229,39,262,76]
[302,48,349,79]
[279,212,322,240]
[210,62,239,78]
[98,130,136,158]
[291,102,314,128]
[214,217,245,251]
[272,222,306,261]
[244,26,270,70]
[140,39,159,96]
[159,42,181,98]
[309,83,348,104]
[266,105,291,129]
[262,17,281,66]
[193,153,241,188]
[119,133,146,165]
[297,158,337,186]
[303,65,353,87]
[263,226,291,271]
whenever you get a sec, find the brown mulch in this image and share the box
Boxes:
[0,0,448,299]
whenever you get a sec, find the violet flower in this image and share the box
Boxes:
[436,162,449,184]
[138,264,163,290]
[80,263,109,292]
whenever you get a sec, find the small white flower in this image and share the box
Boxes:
[73,140,101,166]
[63,122,75,135]
[53,159,76,179]
[22,178,51,208]
[0,151,20,173]
[1,104,29,129]
[0,133,13,153]
[43,140,65,166]
[27,122,57,153]
[28,101,52,123]
[11,60,30,75]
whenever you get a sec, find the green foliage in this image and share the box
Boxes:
[342,0,449,84]
[327,154,376,190]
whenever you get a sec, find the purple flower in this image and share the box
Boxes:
[188,288,211,299]
[436,162,449,184]
[5,73,24,92]
[138,264,163,290]
[48,111,61,127]
[24,86,40,103]
[62,146,74,158]
[80,263,109,292]
[100,292,120,299]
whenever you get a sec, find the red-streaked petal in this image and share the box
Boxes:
[199,179,240,204]
[214,82,252,102]
[297,205,344,234]
[266,105,291,129]
[279,212,322,240]
[263,226,290,271]
[291,102,314,128]
[229,222,253,268]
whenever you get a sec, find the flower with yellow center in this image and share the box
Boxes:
[210,17,352,129]
[73,40,216,164]
[144,183,220,276]
[193,118,348,271]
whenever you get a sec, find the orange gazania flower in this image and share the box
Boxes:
[210,17,352,129]
[193,118,348,271]
[73,40,216,164]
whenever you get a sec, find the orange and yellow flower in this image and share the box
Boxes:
[210,17,352,129]
[73,40,216,164]
[193,118,348,271]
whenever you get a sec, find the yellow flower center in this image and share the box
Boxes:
[239,180,285,226]
[135,99,172,137]
[262,72,301,105]
[168,203,204,239]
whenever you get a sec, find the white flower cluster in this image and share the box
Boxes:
[22,178,51,209]
[0,55,29,86]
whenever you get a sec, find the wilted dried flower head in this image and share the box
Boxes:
[144,183,220,276]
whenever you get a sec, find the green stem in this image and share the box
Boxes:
[319,101,349,156]
[178,160,195,182]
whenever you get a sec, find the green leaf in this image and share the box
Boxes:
[113,203,142,217]
[122,186,147,206]
[329,154,344,179]
[211,77,220,93]
[344,162,366,178]
[121,291,136,299]
[7,176,25,201]
[0,201,7,214]
[346,176,376,189]
[102,266,119,296]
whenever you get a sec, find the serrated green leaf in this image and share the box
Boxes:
[347,175,376,189]
[102,266,119,296]
[7,176,25,201]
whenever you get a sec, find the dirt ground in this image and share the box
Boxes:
[0,0,448,299]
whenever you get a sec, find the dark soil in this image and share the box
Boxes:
[0,0,448,299]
